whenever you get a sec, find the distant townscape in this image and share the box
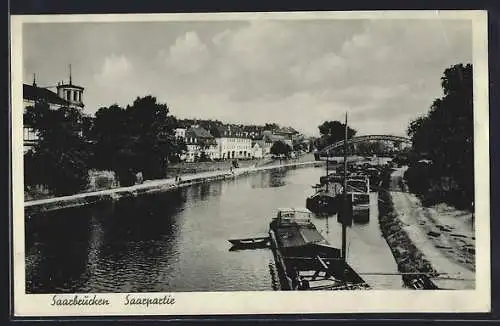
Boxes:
[22,71,314,198]
[175,122,309,162]
[23,75,312,161]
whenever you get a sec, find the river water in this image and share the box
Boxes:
[25,166,403,293]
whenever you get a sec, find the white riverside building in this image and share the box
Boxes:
[214,125,253,160]
[175,124,267,161]
[175,124,305,162]
[182,125,219,162]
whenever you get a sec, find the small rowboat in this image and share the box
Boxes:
[228,237,270,249]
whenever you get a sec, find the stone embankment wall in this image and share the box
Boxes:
[165,158,275,176]
[25,161,323,216]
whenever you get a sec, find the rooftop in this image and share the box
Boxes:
[215,124,249,138]
[57,83,84,90]
[186,126,214,139]
[23,84,71,107]
[275,126,298,134]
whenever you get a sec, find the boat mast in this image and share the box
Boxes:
[342,112,348,261]
[325,145,329,193]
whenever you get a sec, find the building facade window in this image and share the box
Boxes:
[73,91,78,101]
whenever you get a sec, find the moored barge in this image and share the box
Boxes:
[268,208,369,290]
[346,175,371,223]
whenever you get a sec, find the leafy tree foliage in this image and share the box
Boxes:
[89,96,186,185]
[264,123,279,130]
[195,137,216,162]
[356,141,386,156]
[270,140,292,157]
[24,103,91,195]
[405,63,474,209]
[315,120,357,151]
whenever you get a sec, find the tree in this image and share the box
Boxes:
[195,138,215,162]
[356,141,390,156]
[90,96,186,185]
[24,103,91,195]
[316,120,357,150]
[198,151,210,162]
[405,63,473,209]
[264,123,279,130]
[270,140,292,157]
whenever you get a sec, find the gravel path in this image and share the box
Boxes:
[389,167,475,290]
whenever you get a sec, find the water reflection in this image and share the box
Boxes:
[250,168,288,189]
[268,169,287,188]
[25,205,95,293]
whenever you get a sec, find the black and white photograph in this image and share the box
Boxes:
[11,11,490,316]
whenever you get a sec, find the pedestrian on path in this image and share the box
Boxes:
[136,172,144,184]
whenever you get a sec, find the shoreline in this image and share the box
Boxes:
[25,161,323,215]
[377,167,475,290]
[378,188,439,289]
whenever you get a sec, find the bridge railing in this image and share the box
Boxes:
[318,134,412,155]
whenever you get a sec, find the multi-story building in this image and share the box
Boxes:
[274,126,298,140]
[184,125,218,162]
[251,141,263,159]
[256,136,273,157]
[174,128,186,139]
[260,130,292,151]
[214,125,253,160]
[23,71,85,153]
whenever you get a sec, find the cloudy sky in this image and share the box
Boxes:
[23,18,472,137]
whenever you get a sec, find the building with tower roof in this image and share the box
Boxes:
[55,65,84,109]
[23,65,85,152]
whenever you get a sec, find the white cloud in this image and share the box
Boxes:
[94,53,132,84]
[162,31,210,74]
[92,54,155,109]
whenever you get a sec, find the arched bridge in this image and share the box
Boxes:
[319,134,412,155]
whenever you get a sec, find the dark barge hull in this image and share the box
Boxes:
[269,218,369,290]
[352,206,370,223]
[306,194,340,216]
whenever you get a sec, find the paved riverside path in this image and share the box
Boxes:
[25,160,322,208]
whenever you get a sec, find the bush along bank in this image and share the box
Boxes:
[378,167,439,289]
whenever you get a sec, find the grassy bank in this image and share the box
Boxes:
[377,167,439,288]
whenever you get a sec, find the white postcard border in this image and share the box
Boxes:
[11,10,490,317]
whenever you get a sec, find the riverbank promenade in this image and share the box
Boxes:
[25,159,323,212]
